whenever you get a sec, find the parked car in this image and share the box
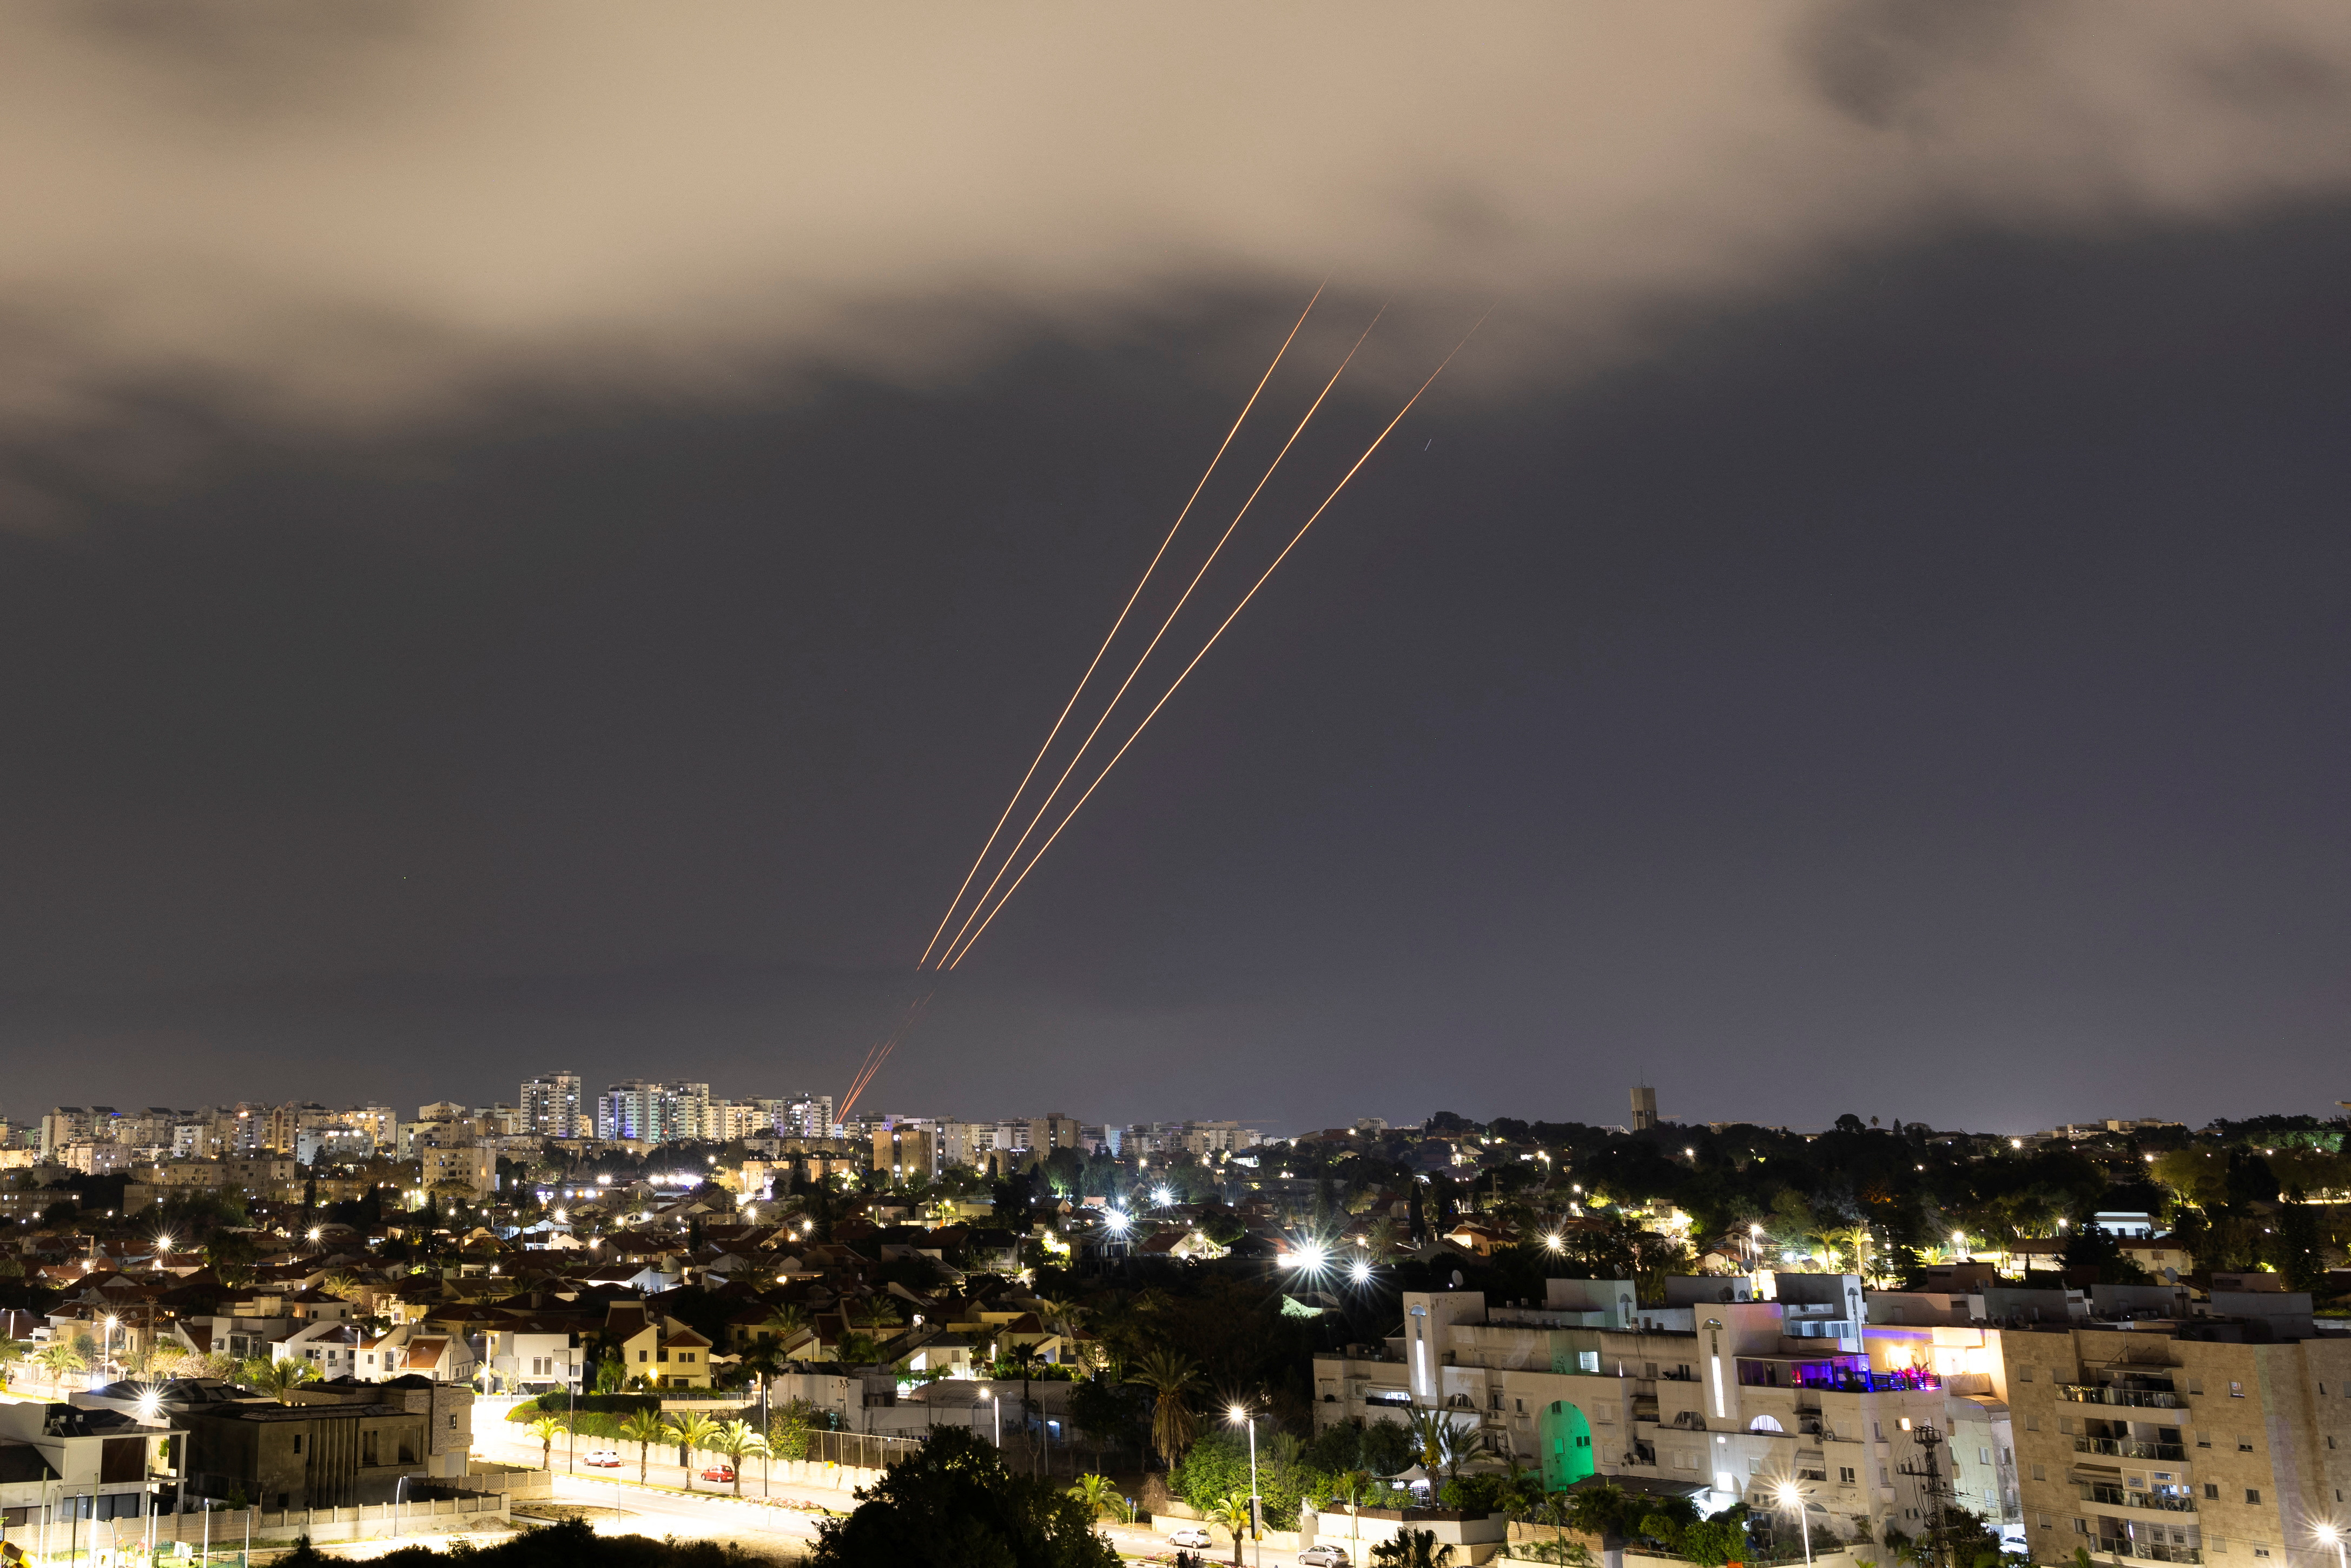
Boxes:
[582,1450,623,1468]
[1167,1527,1212,1550]
[1299,1548,1350,1566]
[700,1465,736,1483]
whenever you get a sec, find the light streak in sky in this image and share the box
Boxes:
[939,316,1485,970]
[913,285,1325,970]
[927,305,1384,971]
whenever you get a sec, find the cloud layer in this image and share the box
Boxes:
[7,1,2351,480]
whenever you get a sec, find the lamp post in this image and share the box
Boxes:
[1228,1405,1260,1568]
[1774,1481,1812,1566]
[2314,1523,2346,1568]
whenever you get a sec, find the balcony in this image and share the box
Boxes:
[2081,1484,2197,1513]
[2076,1438,2188,1462]
[2063,1385,2183,1410]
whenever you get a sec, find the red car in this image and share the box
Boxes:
[699,1465,735,1483]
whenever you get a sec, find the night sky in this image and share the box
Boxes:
[3,6,2348,1132]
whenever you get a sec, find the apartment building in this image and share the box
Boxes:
[521,1073,583,1139]
[874,1122,941,1181]
[1315,1276,1967,1546]
[418,1143,496,1198]
[2006,1288,2351,1568]
[595,1081,711,1143]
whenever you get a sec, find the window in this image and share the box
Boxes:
[638,1349,648,1362]
[1874,1423,1885,1440]
[2238,1438,2254,1452]
[2018,1367,2035,1382]
[2246,1490,2261,1505]
[1577,1351,1600,1373]
[2188,1379,2203,1395]
[1841,1468,1857,1485]
[292,1435,303,1454]
[2059,1417,2075,1434]
[449,1415,458,1429]
[1979,1447,1990,1465]
[2229,1381,2244,1399]
[2198,1434,2213,1448]
[2033,1466,2047,1483]
[2205,1485,2220,1500]
[2026,1414,2040,1432]
[658,1348,670,1362]
[1880,1467,1891,1486]
[2073,1520,2090,1536]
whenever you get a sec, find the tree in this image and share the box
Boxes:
[667,1412,721,1490]
[1126,1346,1202,1468]
[1001,1341,1045,1472]
[1067,1472,1126,1523]
[1405,1410,1472,1485]
[1371,1527,1456,1567]
[763,1303,814,1359]
[525,1413,568,1470]
[706,1419,768,1497]
[0,1339,28,1386]
[236,1355,320,1403]
[34,1335,89,1386]
[619,1408,667,1485]
[1203,1491,1254,1568]
[808,1426,1118,1568]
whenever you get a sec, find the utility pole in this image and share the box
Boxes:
[1895,1422,1955,1568]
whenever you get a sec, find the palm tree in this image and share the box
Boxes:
[525,1412,567,1470]
[666,1411,720,1491]
[1331,1469,1372,1559]
[1067,1472,1124,1523]
[1204,1490,1254,1568]
[34,1338,88,1388]
[1405,1409,1471,1485]
[619,1408,667,1485]
[1126,1346,1201,1468]
[762,1303,813,1359]
[1371,1526,1456,1567]
[1000,1341,1044,1473]
[704,1419,767,1497]
[240,1357,321,1404]
[0,1339,28,1387]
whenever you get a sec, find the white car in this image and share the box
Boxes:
[1167,1526,1213,1549]
[581,1450,624,1468]
[1298,1550,1350,1567]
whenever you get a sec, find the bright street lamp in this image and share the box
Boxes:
[1228,1405,1260,1566]
[1349,1259,1372,1285]
[1774,1482,1813,1566]
[2314,1523,2346,1568]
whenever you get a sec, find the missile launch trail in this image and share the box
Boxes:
[928,307,1385,971]
[912,286,1325,970]
[939,320,1484,971]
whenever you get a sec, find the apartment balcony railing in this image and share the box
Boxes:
[2080,1484,2197,1513]
[2096,1541,2201,1564]
[2063,1385,2183,1410]
[2076,1437,2188,1462]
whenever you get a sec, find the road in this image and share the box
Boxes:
[495,1432,1343,1566]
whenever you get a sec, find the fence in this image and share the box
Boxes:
[0,1496,512,1564]
[799,1429,921,1471]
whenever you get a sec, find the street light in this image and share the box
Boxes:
[1349,1259,1372,1285]
[2314,1523,2346,1568]
[1774,1481,1812,1566]
[1229,1404,1260,1567]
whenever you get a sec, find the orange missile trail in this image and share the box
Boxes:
[837,988,934,1123]
[929,306,1385,971]
[941,319,1486,971]
[912,285,1326,970]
